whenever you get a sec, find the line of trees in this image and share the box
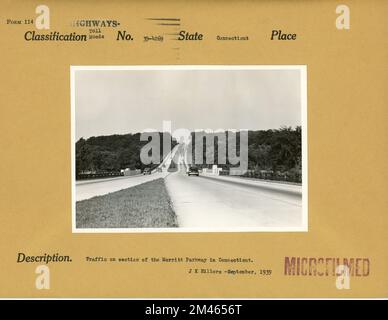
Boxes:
[248,126,301,172]
[75,133,175,178]
[76,127,302,181]
[189,126,302,173]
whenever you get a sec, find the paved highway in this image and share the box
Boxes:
[76,145,179,201]
[76,142,304,229]
[76,171,169,201]
[165,166,303,229]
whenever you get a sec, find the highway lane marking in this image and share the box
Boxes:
[76,174,143,186]
[199,175,302,198]
[192,175,302,207]
[165,172,303,228]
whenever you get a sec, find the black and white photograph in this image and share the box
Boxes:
[71,66,307,232]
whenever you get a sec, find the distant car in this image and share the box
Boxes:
[143,168,152,175]
[187,166,199,176]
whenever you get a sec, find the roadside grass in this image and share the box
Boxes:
[76,178,178,228]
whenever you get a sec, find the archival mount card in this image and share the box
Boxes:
[0,0,387,298]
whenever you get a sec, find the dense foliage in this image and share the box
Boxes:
[248,126,301,172]
[76,127,302,182]
[75,133,175,176]
[190,126,302,172]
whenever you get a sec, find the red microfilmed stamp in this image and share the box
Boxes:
[284,256,370,290]
[284,256,370,277]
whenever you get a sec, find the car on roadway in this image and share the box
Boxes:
[187,166,199,176]
[143,168,152,175]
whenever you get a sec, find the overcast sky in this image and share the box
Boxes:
[75,69,301,140]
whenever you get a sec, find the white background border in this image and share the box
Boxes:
[70,65,308,233]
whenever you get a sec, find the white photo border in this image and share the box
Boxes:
[70,65,308,233]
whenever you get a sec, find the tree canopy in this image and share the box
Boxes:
[75,133,175,176]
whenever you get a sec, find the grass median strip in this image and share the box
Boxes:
[76,178,178,228]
